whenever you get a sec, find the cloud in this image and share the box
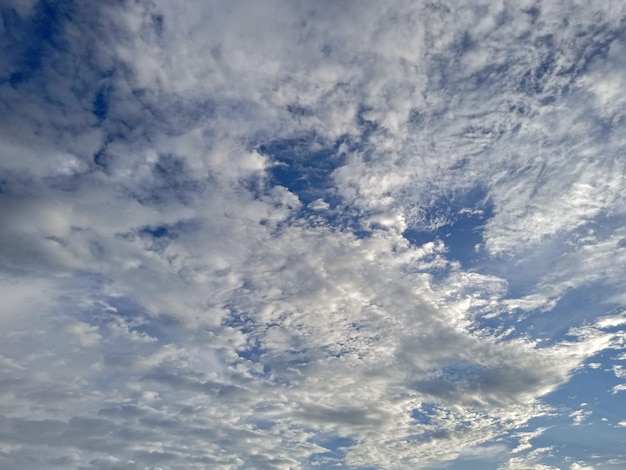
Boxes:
[570,463,595,470]
[1,0,626,468]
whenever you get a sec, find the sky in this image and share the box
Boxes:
[1,0,626,469]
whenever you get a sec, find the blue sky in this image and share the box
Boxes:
[1,1,626,469]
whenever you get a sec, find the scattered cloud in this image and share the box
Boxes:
[1,0,626,468]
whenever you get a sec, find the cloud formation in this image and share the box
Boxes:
[1,0,626,468]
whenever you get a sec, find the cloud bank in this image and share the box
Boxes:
[1,0,626,468]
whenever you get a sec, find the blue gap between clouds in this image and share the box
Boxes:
[92,86,109,121]
[258,135,346,209]
[520,361,626,466]
[306,435,361,468]
[475,210,626,340]
[3,0,72,86]
[403,186,494,267]
[514,282,621,345]
[411,402,439,425]
[256,134,377,238]
[471,284,624,347]
[256,107,383,238]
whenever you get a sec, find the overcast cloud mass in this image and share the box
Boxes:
[1,1,626,469]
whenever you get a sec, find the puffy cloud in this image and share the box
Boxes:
[1,0,626,468]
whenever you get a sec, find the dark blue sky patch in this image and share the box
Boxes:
[236,340,267,363]
[411,402,439,425]
[469,309,521,342]
[139,224,172,252]
[92,86,110,121]
[408,108,425,128]
[583,211,626,241]
[222,307,257,335]
[317,208,373,240]
[151,13,164,37]
[140,225,169,239]
[306,434,356,467]
[404,186,494,267]
[256,132,398,240]
[454,30,474,55]
[92,131,132,172]
[259,135,346,207]
[248,418,274,431]
[2,0,73,85]
[93,147,109,169]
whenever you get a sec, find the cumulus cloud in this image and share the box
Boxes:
[1,0,626,468]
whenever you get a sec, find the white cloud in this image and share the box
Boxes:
[611,384,626,395]
[569,409,592,426]
[570,463,595,470]
[511,427,551,454]
[1,0,626,468]
[64,322,102,347]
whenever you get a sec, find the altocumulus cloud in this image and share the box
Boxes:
[1,0,626,469]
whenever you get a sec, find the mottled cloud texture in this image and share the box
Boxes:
[1,1,626,469]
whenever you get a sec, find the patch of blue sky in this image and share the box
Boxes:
[583,211,626,242]
[468,310,528,343]
[256,134,377,240]
[543,353,626,419]
[259,135,346,208]
[2,0,72,86]
[469,282,621,346]
[496,357,626,466]
[520,416,626,468]
[444,447,509,470]
[137,223,177,252]
[223,309,275,376]
[92,86,109,121]
[516,284,620,346]
[305,435,380,470]
[485,210,626,302]
[404,186,494,268]
[140,225,169,239]
[235,340,267,365]
[257,103,387,228]
[411,402,440,425]
[222,306,257,335]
